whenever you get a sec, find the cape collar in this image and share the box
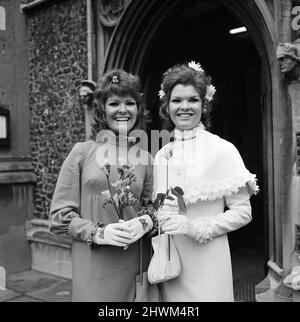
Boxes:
[154,127,259,204]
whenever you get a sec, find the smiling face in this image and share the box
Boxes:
[105,94,138,134]
[168,84,202,131]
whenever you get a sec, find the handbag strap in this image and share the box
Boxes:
[138,236,153,283]
[139,238,143,283]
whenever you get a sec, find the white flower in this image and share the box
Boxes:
[158,83,166,99]
[158,88,165,99]
[101,190,111,199]
[188,61,204,72]
[205,85,216,102]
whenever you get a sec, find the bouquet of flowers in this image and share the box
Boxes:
[101,159,139,221]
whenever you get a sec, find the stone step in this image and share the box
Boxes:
[0,266,6,290]
[26,219,72,279]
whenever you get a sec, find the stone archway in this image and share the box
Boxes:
[104,0,276,71]
[103,0,288,298]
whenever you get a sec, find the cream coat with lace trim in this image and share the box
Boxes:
[153,124,259,204]
[152,124,258,301]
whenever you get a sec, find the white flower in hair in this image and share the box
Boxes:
[158,89,165,99]
[205,85,216,102]
[158,84,165,99]
[188,61,204,72]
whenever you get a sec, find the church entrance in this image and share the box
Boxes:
[104,0,276,301]
[141,3,266,302]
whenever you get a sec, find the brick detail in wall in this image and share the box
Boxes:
[28,0,87,219]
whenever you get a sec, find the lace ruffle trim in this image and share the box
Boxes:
[184,172,259,205]
[193,217,213,244]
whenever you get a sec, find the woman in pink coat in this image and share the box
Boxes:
[49,69,155,302]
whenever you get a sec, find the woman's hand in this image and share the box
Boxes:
[157,203,179,227]
[159,214,195,237]
[93,222,133,247]
[122,215,153,244]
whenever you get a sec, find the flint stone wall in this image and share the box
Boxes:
[28,0,87,218]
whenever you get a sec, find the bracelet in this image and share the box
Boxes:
[87,222,103,247]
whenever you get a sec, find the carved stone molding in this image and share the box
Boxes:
[265,0,275,18]
[99,0,131,28]
[96,0,131,76]
[276,42,300,80]
[79,80,97,111]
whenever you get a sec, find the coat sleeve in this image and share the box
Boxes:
[49,142,98,242]
[191,186,252,243]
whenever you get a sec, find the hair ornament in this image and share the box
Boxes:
[188,61,204,73]
[158,84,166,99]
[112,76,119,84]
[158,89,165,99]
[205,84,216,102]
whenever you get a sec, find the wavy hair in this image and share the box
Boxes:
[159,64,214,131]
[90,69,146,139]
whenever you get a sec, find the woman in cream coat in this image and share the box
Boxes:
[154,62,259,302]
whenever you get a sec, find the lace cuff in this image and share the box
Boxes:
[87,222,104,248]
[192,217,213,244]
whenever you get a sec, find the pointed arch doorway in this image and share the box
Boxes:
[103,0,280,301]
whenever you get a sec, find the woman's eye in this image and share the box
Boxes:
[190,98,200,103]
[108,102,119,107]
[127,101,136,106]
[171,99,181,103]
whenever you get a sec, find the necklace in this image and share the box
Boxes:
[174,135,197,142]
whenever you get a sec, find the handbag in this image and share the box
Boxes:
[147,229,181,284]
[135,239,161,302]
